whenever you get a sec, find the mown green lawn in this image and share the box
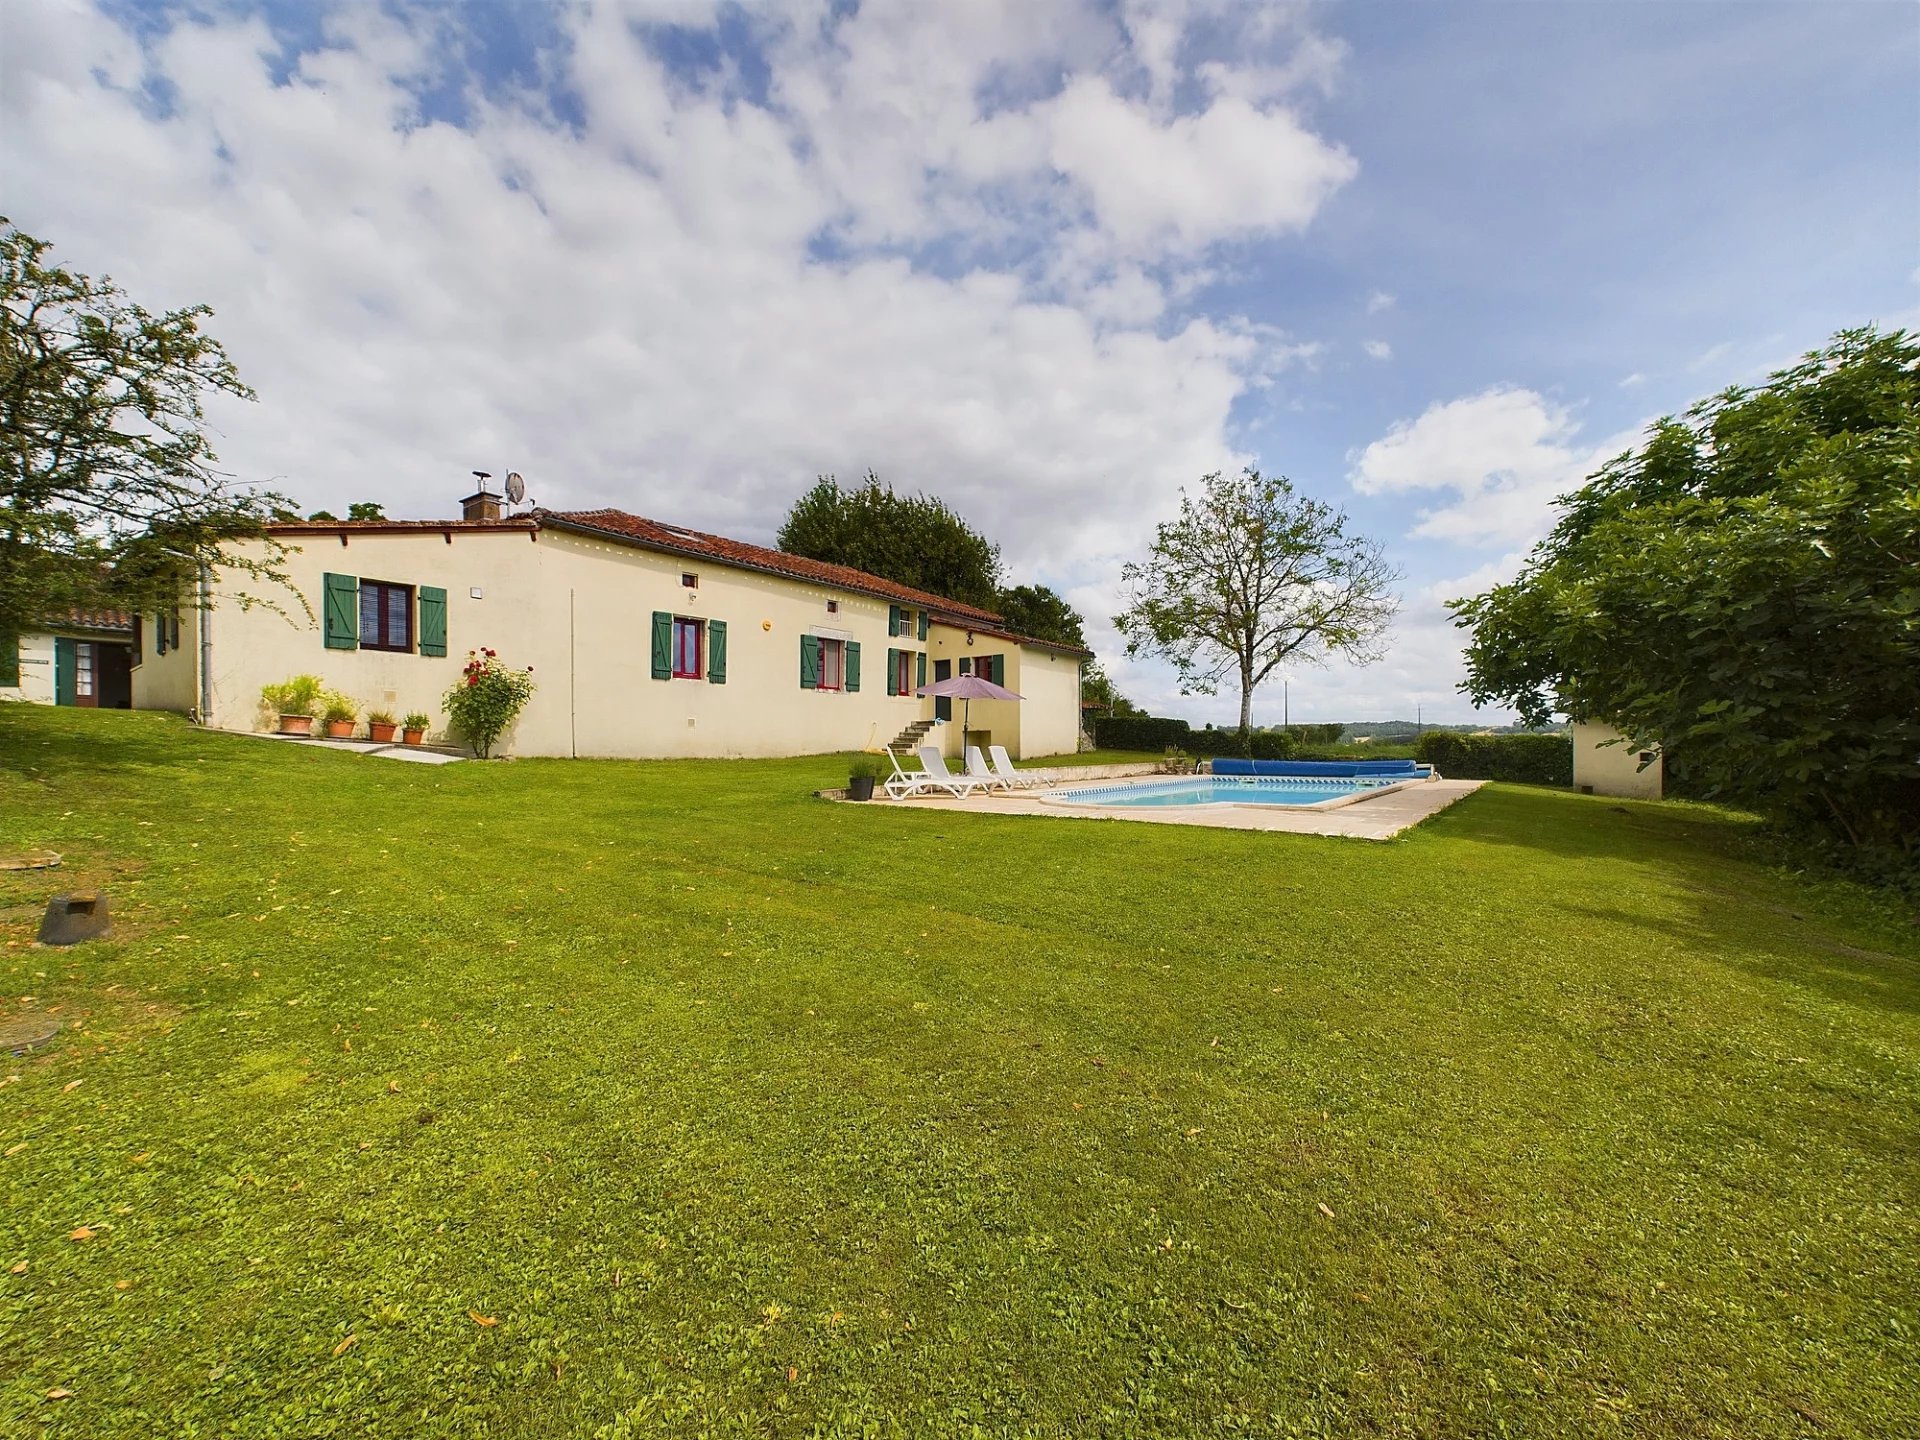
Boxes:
[2,707,1915,1439]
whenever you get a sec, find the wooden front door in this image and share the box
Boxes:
[95,643,133,709]
[53,638,114,707]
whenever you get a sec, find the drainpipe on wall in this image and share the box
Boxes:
[197,562,213,725]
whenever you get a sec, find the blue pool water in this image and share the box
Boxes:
[1051,776,1406,809]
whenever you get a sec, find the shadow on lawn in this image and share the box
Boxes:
[1554,897,1920,1018]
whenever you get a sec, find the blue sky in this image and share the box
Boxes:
[7,0,1916,724]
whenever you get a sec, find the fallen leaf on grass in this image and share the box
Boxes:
[130,1152,149,1164]
[69,1227,96,1242]
[4,1143,25,1158]
[1184,1127,1202,1137]
[46,1387,73,1400]
[469,1311,498,1328]
[62,1079,84,1093]
[786,1366,798,1383]
[332,1334,358,1356]
[10,1261,27,1274]
[1316,1203,1336,1220]
[386,1080,401,1094]
[115,1279,132,1291]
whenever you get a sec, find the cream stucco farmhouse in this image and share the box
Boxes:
[130,487,1089,761]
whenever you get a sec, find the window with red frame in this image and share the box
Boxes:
[893,648,913,695]
[816,637,845,690]
[672,616,703,678]
[358,581,413,652]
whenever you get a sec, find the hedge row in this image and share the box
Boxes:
[1090,715,1297,759]
[1089,715,1192,751]
[1412,731,1572,786]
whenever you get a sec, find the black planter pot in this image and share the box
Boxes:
[847,775,876,801]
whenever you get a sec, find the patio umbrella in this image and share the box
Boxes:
[915,672,1023,749]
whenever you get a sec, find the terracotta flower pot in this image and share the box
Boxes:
[277,714,313,736]
[402,727,426,745]
[368,722,397,743]
[325,720,355,739]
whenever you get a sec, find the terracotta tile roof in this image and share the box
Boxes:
[269,506,1090,656]
[265,519,538,535]
[51,608,133,633]
[536,507,1008,627]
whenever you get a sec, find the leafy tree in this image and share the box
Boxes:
[1080,661,1138,716]
[307,510,339,523]
[995,583,1086,648]
[346,502,386,522]
[0,220,286,639]
[1454,326,1920,865]
[1115,468,1399,741]
[777,471,1001,610]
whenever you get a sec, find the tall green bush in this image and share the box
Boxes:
[1414,732,1572,786]
[443,648,535,759]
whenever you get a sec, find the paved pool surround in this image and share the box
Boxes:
[858,771,1487,840]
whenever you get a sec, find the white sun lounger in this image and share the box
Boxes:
[965,745,1015,791]
[988,744,1044,788]
[884,745,991,799]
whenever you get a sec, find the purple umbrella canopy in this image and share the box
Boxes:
[914,672,1022,744]
[914,674,1023,702]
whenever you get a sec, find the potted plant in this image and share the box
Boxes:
[367,710,398,743]
[320,691,358,739]
[260,675,323,735]
[402,712,430,745]
[848,753,883,801]
[1163,745,1194,775]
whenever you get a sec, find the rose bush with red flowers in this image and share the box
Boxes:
[442,649,536,758]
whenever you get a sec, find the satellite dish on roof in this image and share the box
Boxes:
[504,472,525,505]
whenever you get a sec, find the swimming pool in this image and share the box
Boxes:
[1044,775,1419,811]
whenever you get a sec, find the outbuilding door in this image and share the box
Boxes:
[52,639,129,707]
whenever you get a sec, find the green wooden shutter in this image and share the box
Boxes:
[0,632,18,688]
[888,604,901,636]
[154,613,168,656]
[800,635,820,689]
[845,640,861,692]
[323,573,359,650]
[916,651,926,691]
[53,637,75,705]
[418,586,447,656]
[707,620,727,684]
[886,647,899,695]
[651,611,672,680]
[917,611,929,641]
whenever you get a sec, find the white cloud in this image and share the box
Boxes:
[1618,371,1647,388]
[1349,387,1637,548]
[1041,78,1358,255]
[1365,289,1395,314]
[1362,339,1392,361]
[4,0,1352,593]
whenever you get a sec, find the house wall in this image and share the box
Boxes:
[918,628,1081,759]
[1013,648,1082,759]
[1572,721,1664,799]
[135,612,201,713]
[2,632,56,704]
[165,528,1019,759]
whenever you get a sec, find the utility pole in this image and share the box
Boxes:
[1416,702,1423,735]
